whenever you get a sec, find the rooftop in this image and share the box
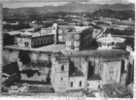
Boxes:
[4,45,129,59]
[97,34,125,44]
[4,44,65,53]
[66,49,129,59]
[88,74,101,80]
[69,68,84,77]
[35,44,65,53]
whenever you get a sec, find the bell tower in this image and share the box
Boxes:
[50,55,69,93]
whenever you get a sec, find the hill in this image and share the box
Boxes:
[3,3,134,20]
[91,9,135,20]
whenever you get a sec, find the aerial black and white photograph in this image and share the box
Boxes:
[1,0,135,98]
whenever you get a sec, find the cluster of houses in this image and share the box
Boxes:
[3,22,134,96]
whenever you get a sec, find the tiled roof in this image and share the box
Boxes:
[69,68,84,77]
[88,74,101,80]
[66,49,129,59]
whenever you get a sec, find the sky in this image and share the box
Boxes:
[1,0,134,8]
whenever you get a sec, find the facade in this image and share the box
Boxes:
[49,49,129,93]
[3,21,133,97]
[51,56,69,93]
[68,76,85,91]
[87,76,101,91]
[100,60,121,84]
[15,23,60,48]
[3,44,130,95]
[65,31,80,51]
[64,26,100,51]
[16,34,54,48]
[97,34,125,49]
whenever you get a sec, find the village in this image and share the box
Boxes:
[2,14,134,97]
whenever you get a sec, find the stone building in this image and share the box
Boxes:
[3,45,130,94]
[50,55,69,93]
[68,74,85,91]
[68,58,87,92]
[15,23,60,48]
[3,22,132,95]
[97,34,125,50]
[16,33,54,48]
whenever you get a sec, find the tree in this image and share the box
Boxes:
[3,33,14,46]
[18,51,31,65]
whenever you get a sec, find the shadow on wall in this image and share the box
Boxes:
[3,49,51,65]
[2,50,52,84]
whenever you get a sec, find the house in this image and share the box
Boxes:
[16,33,54,48]
[87,74,102,91]
[68,72,85,91]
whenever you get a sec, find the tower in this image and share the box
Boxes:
[50,55,69,93]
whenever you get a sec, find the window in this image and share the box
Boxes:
[24,42,29,47]
[33,40,35,46]
[111,42,114,45]
[61,65,64,71]
[42,39,44,45]
[70,82,73,87]
[87,83,89,86]
[44,39,46,44]
[61,77,63,81]
[40,39,42,45]
[79,81,82,87]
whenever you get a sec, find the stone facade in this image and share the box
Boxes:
[68,76,85,90]
[3,48,130,93]
[16,34,54,48]
[100,61,121,84]
[50,56,69,93]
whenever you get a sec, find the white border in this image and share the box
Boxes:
[0,0,135,100]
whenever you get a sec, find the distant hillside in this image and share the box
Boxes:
[100,3,134,11]
[92,9,135,20]
[3,3,134,20]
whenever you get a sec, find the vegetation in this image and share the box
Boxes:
[105,28,134,36]
[92,9,135,20]
[3,33,15,46]
[3,23,31,31]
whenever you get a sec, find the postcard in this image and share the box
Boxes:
[0,0,135,99]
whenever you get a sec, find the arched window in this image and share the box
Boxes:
[24,42,29,47]
[61,65,64,71]
[70,82,73,87]
[61,77,63,81]
[79,81,82,87]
